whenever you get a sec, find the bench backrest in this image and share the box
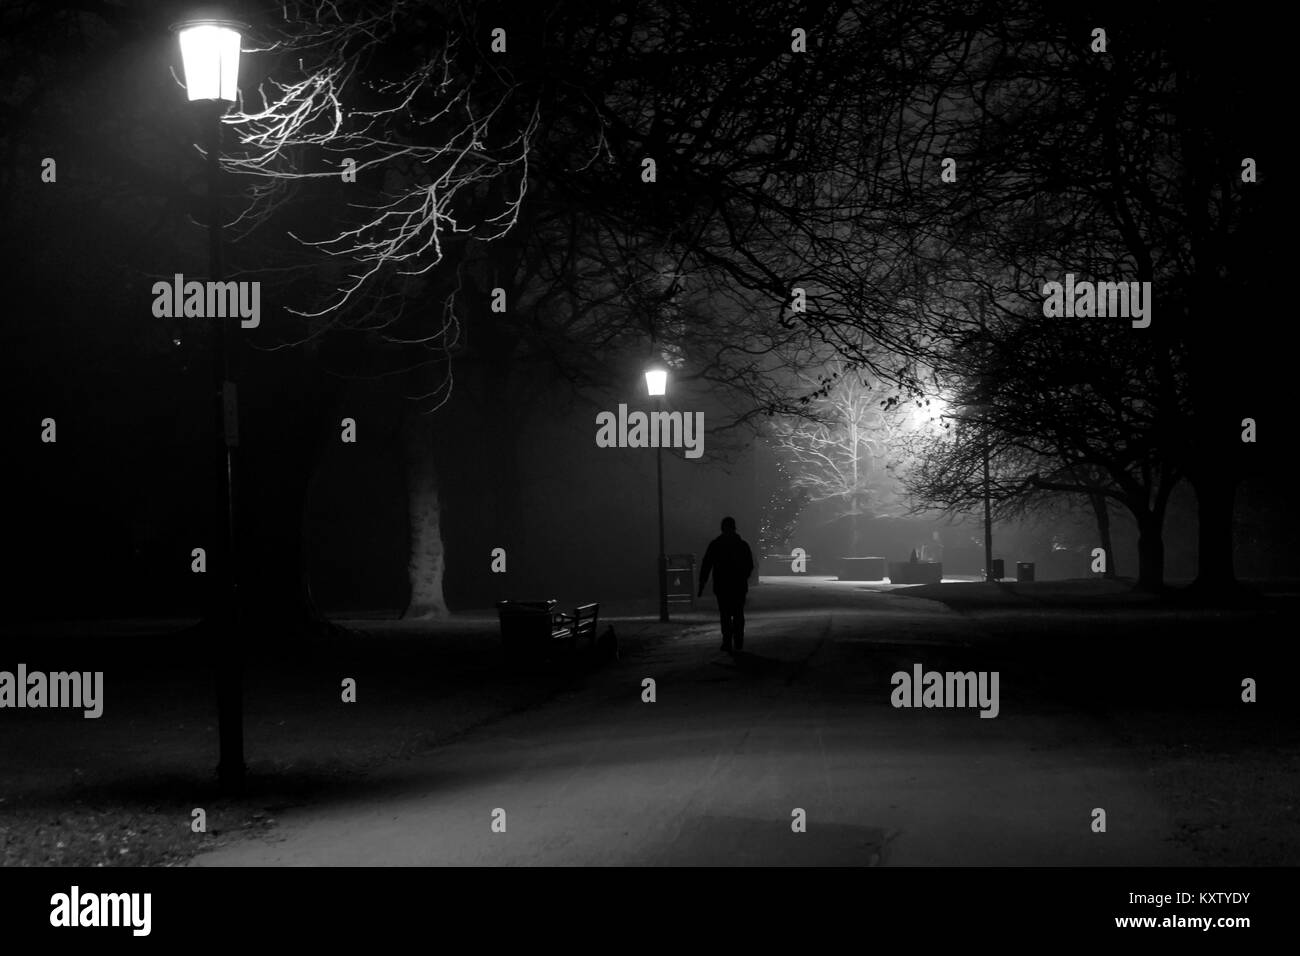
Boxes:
[572,603,599,636]
[499,600,599,651]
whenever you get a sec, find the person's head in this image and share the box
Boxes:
[720,516,737,534]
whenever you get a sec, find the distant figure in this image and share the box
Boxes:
[909,548,919,563]
[698,516,755,653]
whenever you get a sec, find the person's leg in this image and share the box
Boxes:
[717,595,732,650]
[719,594,740,651]
[733,594,745,650]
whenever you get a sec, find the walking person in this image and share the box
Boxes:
[697,516,755,653]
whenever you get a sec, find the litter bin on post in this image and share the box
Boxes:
[666,553,695,608]
[1016,562,1035,583]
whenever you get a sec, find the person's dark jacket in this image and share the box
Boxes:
[698,532,755,596]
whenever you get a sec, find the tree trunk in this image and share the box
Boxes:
[1135,510,1165,592]
[1089,492,1116,579]
[237,454,325,638]
[402,415,447,619]
[1189,473,1240,594]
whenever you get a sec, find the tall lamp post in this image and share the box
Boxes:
[939,405,995,583]
[174,16,247,793]
[974,302,995,583]
[980,423,994,582]
[645,365,669,622]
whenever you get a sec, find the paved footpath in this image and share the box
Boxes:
[195,578,1191,866]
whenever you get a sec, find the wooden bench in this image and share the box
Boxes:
[496,600,610,661]
[551,603,600,654]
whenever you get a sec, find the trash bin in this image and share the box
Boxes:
[496,599,557,654]
[989,558,1005,580]
[666,553,695,606]
[1016,562,1035,583]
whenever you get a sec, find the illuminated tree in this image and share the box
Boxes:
[771,362,935,555]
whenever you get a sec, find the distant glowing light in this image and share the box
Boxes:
[645,368,668,397]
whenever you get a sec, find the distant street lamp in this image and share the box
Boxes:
[935,403,995,583]
[645,365,669,622]
[979,421,994,582]
[973,303,996,583]
[644,367,667,398]
[173,14,248,793]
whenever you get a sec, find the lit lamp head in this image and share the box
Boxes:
[173,17,246,102]
[644,366,668,397]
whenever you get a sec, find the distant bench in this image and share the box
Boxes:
[496,600,614,662]
[837,556,887,581]
[887,560,943,585]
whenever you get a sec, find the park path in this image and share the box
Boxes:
[194,578,1191,866]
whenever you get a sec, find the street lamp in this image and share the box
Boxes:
[645,365,669,622]
[177,21,242,102]
[979,420,994,582]
[939,405,996,583]
[173,14,247,793]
